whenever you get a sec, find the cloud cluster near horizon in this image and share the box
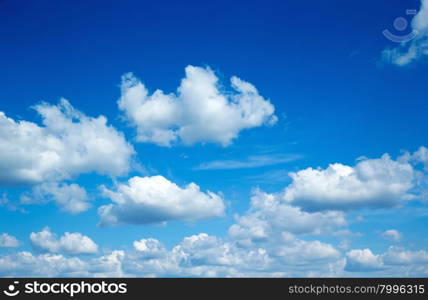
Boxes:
[1,146,428,277]
[0,65,428,277]
[1,188,428,277]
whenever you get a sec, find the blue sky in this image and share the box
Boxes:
[0,0,428,277]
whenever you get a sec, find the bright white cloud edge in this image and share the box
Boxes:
[118,65,277,147]
[98,175,225,226]
[0,99,134,186]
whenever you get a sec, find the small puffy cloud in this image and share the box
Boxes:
[89,250,125,277]
[133,238,166,259]
[381,229,402,243]
[283,153,416,211]
[382,0,428,65]
[0,99,134,186]
[272,232,340,264]
[410,146,428,171]
[98,176,225,226]
[172,233,244,268]
[382,247,428,265]
[345,249,384,272]
[21,182,90,214]
[345,247,428,275]
[30,227,98,255]
[0,233,19,248]
[118,65,277,147]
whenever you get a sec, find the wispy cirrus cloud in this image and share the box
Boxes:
[381,229,402,243]
[194,154,302,170]
[245,169,292,184]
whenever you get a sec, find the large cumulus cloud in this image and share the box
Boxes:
[0,99,134,185]
[118,65,277,146]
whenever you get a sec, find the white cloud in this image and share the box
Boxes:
[0,251,88,277]
[294,240,341,264]
[3,142,428,277]
[345,247,428,275]
[21,182,90,214]
[106,189,345,277]
[381,229,402,243]
[271,232,340,265]
[410,146,428,171]
[30,227,98,255]
[3,200,428,277]
[229,190,346,245]
[382,0,428,65]
[98,176,225,226]
[118,65,277,146]
[345,249,384,272]
[3,242,428,277]
[133,238,166,259]
[283,153,416,210]
[194,154,301,170]
[382,247,428,265]
[89,250,125,277]
[1,183,427,277]
[0,233,19,248]
[97,178,428,277]
[0,99,134,185]
[172,233,244,268]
